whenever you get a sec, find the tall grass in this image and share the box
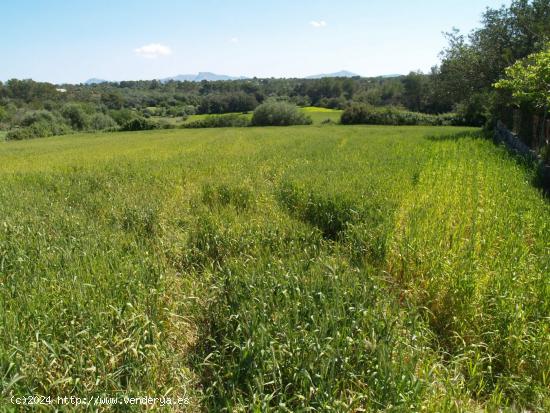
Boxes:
[387,137,550,408]
[0,125,547,411]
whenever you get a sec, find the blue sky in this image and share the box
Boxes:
[1,0,509,84]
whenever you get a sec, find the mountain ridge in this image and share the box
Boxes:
[305,70,359,79]
[161,72,248,82]
[83,71,404,84]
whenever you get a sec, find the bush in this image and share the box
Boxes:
[454,92,491,126]
[157,119,177,129]
[109,109,139,126]
[341,103,461,126]
[183,113,250,129]
[34,119,72,136]
[319,96,347,109]
[120,117,158,131]
[6,120,72,140]
[251,101,312,126]
[89,113,118,131]
[6,128,34,140]
[19,110,56,127]
[61,104,90,130]
[7,108,73,140]
[182,105,197,116]
[340,103,374,125]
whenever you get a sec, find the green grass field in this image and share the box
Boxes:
[301,106,342,124]
[153,106,342,127]
[0,125,548,411]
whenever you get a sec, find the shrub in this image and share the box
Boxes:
[6,109,72,140]
[89,113,118,131]
[157,119,177,129]
[183,113,249,128]
[32,119,72,136]
[341,103,461,126]
[340,103,373,124]
[120,117,158,131]
[454,92,491,126]
[109,109,139,126]
[166,106,194,118]
[319,96,347,109]
[61,104,90,130]
[19,110,56,127]
[6,128,35,140]
[6,120,72,140]
[251,101,312,126]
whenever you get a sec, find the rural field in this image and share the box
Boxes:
[150,107,343,127]
[0,125,548,411]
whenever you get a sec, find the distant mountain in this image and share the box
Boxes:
[305,70,359,79]
[163,74,198,82]
[82,71,402,85]
[84,78,108,85]
[161,72,248,82]
[81,73,246,84]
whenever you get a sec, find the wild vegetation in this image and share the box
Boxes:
[182,113,251,128]
[0,125,548,411]
[251,101,312,126]
[1,0,549,411]
[435,0,549,148]
[341,103,462,126]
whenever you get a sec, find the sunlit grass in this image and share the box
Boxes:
[148,107,341,128]
[301,106,342,124]
[0,125,547,411]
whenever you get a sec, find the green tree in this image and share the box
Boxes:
[435,0,550,124]
[403,71,428,112]
[101,92,125,109]
[494,45,550,111]
[494,45,550,143]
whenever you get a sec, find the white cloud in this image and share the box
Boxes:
[134,43,172,59]
[230,37,239,44]
[310,20,327,28]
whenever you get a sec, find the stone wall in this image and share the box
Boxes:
[494,121,550,194]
